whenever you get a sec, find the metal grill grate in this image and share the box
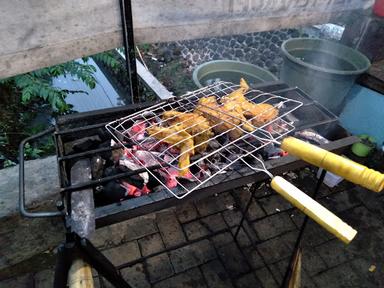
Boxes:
[106,81,303,198]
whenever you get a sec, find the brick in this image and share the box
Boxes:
[156,210,186,248]
[201,260,234,288]
[302,249,327,276]
[231,227,251,248]
[349,258,384,287]
[125,215,159,241]
[268,258,289,285]
[257,237,291,264]
[235,273,262,288]
[0,274,33,288]
[301,270,318,288]
[222,209,242,227]
[169,240,216,273]
[153,267,207,288]
[280,230,299,250]
[315,240,356,268]
[34,269,54,288]
[195,192,235,216]
[138,233,165,257]
[121,263,150,288]
[254,267,279,288]
[103,241,140,266]
[319,190,361,213]
[258,195,293,215]
[312,262,368,288]
[252,212,296,240]
[246,199,266,221]
[243,247,265,269]
[212,232,233,249]
[146,253,174,283]
[302,220,332,247]
[232,187,267,220]
[176,202,198,223]
[200,213,228,233]
[217,242,250,277]
[290,209,305,228]
[91,215,158,249]
[183,221,209,241]
[241,220,259,242]
[90,221,129,249]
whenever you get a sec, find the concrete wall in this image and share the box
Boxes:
[0,0,373,79]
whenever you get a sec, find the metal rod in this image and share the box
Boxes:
[119,0,139,103]
[58,145,123,162]
[233,182,258,239]
[60,164,162,193]
[19,127,62,218]
[281,169,327,288]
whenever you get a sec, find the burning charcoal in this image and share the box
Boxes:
[208,139,220,149]
[97,181,126,204]
[104,165,144,188]
[217,134,230,146]
[97,128,113,141]
[146,171,164,190]
[119,159,149,186]
[64,135,102,154]
[91,155,105,179]
[127,120,147,141]
[112,148,124,162]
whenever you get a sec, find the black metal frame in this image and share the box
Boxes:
[281,169,327,287]
[54,232,132,288]
[18,82,358,287]
[119,0,139,103]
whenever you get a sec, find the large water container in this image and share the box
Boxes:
[280,38,370,114]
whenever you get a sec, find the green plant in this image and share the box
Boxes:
[0,61,97,113]
[24,142,43,159]
[90,51,121,71]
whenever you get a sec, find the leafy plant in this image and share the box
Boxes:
[24,142,44,159]
[90,51,121,71]
[0,61,98,113]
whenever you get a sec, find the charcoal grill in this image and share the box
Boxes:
[19,81,358,287]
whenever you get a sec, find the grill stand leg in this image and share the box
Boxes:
[233,183,259,240]
[54,232,132,288]
[281,169,327,288]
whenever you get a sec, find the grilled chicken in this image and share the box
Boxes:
[162,110,213,153]
[222,78,278,127]
[195,96,253,140]
[146,125,194,177]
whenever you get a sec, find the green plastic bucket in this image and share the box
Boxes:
[280,38,370,114]
[193,60,277,88]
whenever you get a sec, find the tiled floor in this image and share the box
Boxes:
[1,170,384,287]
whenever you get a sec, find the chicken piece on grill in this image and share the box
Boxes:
[162,110,213,153]
[195,96,253,140]
[222,78,279,127]
[146,125,194,177]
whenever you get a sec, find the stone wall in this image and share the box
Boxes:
[153,26,343,77]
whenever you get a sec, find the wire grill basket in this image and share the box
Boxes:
[106,81,302,199]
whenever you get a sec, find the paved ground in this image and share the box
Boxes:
[1,168,384,288]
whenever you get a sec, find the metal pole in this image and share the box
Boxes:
[119,0,139,103]
[281,169,327,287]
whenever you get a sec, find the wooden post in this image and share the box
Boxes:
[67,258,94,288]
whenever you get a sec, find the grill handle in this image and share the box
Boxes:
[19,126,63,218]
[271,176,357,244]
[281,137,384,193]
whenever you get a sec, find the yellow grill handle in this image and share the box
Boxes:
[271,176,357,244]
[281,137,384,193]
